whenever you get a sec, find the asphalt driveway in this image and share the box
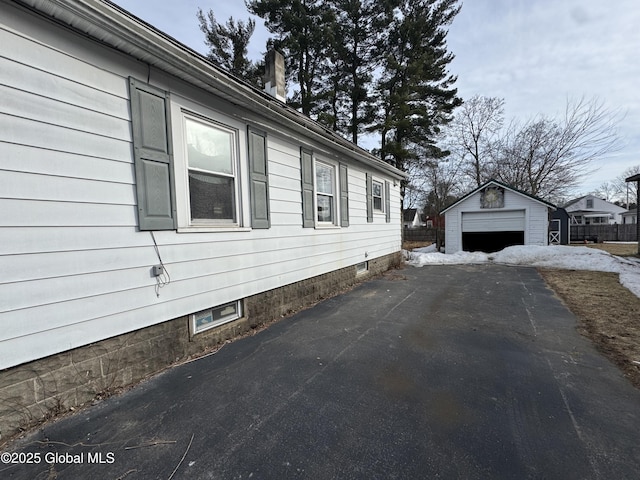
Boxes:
[3,264,640,479]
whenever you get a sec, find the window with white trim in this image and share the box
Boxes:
[372,180,384,212]
[131,84,272,233]
[191,300,243,334]
[315,161,337,225]
[356,261,369,275]
[301,149,349,228]
[184,115,238,224]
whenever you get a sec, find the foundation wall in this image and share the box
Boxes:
[0,252,401,442]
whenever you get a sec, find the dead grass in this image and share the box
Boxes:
[403,241,432,251]
[539,268,640,388]
[574,242,640,257]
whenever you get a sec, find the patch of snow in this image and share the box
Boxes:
[413,244,438,254]
[404,245,640,299]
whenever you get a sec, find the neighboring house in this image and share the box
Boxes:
[403,208,426,228]
[0,0,406,436]
[441,179,556,254]
[621,210,638,224]
[563,195,627,225]
[425,215,445,229]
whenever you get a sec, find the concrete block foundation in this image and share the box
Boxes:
[0,253,401,443]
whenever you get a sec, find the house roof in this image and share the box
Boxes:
[625,173,640,182]
[403,209,418,222]
[440,179,557,214]
[15,0,406,181]
[562,194,619,209]
[562,194,627,214]
[562,194,602,209]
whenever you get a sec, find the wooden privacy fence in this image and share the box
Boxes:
[404,225,637,245]
[403,227,442,243]
[570,224,638,242]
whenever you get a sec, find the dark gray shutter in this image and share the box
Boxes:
[129,77,176,231]
[339,163,349,227]
[248,127,270,229]
[366,173,373,223]
[301,148,315,228]
[385,181,391,223]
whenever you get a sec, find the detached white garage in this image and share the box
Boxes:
[442,180,556,254]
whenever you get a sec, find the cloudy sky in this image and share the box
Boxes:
[113,0,639,196]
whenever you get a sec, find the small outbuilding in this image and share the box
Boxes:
[441,179,556,254]
[550,207,570,245]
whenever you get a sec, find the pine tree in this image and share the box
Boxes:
[247,0,333,116]
[323,0,380,144]
[197,8,262,86]
[373,0,462,198]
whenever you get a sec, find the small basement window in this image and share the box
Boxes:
[356,261,369,275]
[191,300,243,334]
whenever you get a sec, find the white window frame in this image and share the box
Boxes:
[171,100,250,233]
[356,261,369,275]
[372,179,384,213]
[314,159,339,227]
[190,300,244,335]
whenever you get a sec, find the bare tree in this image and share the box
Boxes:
[492,97,621,202]
[418,148,466,250]
[449,95,505,187]
[591,181,623,203]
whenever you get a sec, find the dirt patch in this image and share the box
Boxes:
[539,269,640,388]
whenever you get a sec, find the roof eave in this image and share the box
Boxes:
[15,0,406,180]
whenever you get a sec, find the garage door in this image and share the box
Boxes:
[461,210,525,253]
[462,210,525,232]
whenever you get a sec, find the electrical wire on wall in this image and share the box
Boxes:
[150,231,171,297]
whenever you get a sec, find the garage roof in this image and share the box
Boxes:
[440,179,557,214]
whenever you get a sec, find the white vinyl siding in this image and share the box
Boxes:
[0,3,403,370]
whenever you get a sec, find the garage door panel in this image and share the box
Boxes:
[462,210,525,232]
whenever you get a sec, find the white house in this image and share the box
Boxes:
[441,180,556,254]
[403,208,426,228]
[563,195,627,225]
[621,210,638,224]
[0,0,405,436]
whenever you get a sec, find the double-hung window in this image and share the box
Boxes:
[316,161,336,224]
[130,78,271,232]
[372,180,384,212]
[184,116,238,224]
[366,173,391,223]
[301,149,348,228]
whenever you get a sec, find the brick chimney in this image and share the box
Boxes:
[264,50,285,102]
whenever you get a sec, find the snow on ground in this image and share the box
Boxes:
[405,245,640,299]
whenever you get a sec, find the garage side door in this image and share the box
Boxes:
[462,210,525,232]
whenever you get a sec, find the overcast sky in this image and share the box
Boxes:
[113,0,639,196]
